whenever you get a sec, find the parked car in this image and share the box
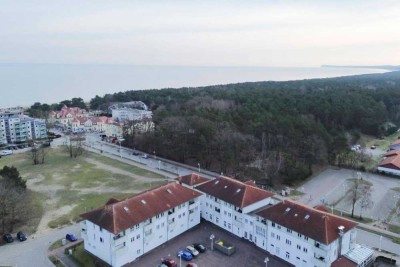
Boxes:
[3,233,14,243]
[17,231,28,241]
[186,245,199,257]
[66,233,78,242]
[193,243,206,253]
[141,154,148,159]
[186,263,198,267]
[370,145,376,149]
[177,250,193,261]
[0,150,13,156]
[161,258,177,267]
[132,151,140,156]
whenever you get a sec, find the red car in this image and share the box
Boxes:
[162,258,177,267]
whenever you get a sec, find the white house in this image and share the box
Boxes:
[255,200,372,267]
[195,176,274,240]
[80,182,202,267]
[377,150,400,176]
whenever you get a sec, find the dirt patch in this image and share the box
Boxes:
[36,204,77,235]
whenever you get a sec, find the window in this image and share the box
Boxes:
[286,252,290,259]
[272,222,275,227]
[271,233,275,238]
[297,245,301,250]
[99,227,103,232]
[137,249,141,254]
[100,237,103,243]
[277,235,281,240]
[303,248,308,253]
[287,229,292,233]
[136,234,140,239]
[286,239,291,245]
[304,236,308,240]
[131,237,134,242]
[298,233,302,238]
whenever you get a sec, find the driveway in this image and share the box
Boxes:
[0,224,79,267]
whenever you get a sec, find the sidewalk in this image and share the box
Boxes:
[48,240,83,267]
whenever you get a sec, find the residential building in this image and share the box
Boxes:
[255,200,367,267]
[0,109,47,145]
[71,116,113,133]
[82,175,374,267]
[195,176,274,239]
[389,139,400,151]
[377,150,400,176]
[80,183,202,267]
[48,105,87,127]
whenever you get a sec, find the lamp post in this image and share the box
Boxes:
[118,138,125,158]
[264,257,269,267]
[198,163,201,173]
[210,234,215,251]
[178,254,181,267]
[158,160,161,170]
[379,235,382,251]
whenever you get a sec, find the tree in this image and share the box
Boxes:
[65,133,85,158]
[348,173,373,218]
[0,166,30,233]
[359,184,373,220]
[28,141,49,165]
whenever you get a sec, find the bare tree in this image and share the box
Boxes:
[28,140,49,165]
[348,172,373,218]
[359,184,373,220]
[64,133,85,158]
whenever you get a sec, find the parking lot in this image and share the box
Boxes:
[126,221,293,267]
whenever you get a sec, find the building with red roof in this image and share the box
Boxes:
[80,182,202,267]
[378,149,400,176]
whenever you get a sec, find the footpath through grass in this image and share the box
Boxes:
[0,147,166,231]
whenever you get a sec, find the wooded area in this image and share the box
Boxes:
[91,71,400,185]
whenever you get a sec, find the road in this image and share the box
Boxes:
[357,228,400,258]
[0,224,79,267]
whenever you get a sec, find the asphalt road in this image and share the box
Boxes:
[357,229,400,258]
[0,224,79,267]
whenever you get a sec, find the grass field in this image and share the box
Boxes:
[0,147,166,232]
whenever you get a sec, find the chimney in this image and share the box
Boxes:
[338,225,345,257]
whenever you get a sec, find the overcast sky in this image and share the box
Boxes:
[0,0,399,67]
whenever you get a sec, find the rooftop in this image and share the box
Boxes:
[80,182,202,234]
[176,173,210,186]
[256,200,357,245]
[196,176,273,209]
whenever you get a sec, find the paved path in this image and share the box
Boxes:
[0,224,79,267]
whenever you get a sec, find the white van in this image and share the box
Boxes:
[0,150,13,156]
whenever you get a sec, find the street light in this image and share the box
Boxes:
[178,254,181,267]
[158,160,161,170]
[118,138,125,158]
[379,235,382,251]
[264,257,270,267]
[198,163,201,173]
[210,234,215,251]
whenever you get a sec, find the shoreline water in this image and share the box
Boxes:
[0,63,389,108]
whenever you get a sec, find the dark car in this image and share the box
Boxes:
[161,258,178,267]
[193,243,206,253]
[177,250,193,261]
[3,233,14,243]
[132,151,140,156]
[17,231,27,241]
[66,233,78,242]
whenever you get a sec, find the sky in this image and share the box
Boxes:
[0,0,399,67]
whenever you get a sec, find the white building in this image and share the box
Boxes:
[80,183,202,267]
[377,150,400,176]
[111,108,152,122]
[255,200,369,267]
[195,176,274,240]
[0,109,47,145]
[82,174,374,267]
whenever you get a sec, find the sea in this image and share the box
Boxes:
[0,63,388,108]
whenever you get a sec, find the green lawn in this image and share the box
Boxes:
[0,148,166,231]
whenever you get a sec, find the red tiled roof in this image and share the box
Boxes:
[379,151,400,169]
[256,200,357,245]
[80,182,202,234]
[196,176,273,209]
[331,256,357,267]
[176,173,210,186]
[313,204,329,212]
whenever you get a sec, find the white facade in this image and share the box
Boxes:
[377,166,400,176]
[111,108,152,122]
[81,195,201,267]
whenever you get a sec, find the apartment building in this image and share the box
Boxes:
[0,109,47,145]
[80,183,202,267]
[196,176,274,239]
[82,174,374,267]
